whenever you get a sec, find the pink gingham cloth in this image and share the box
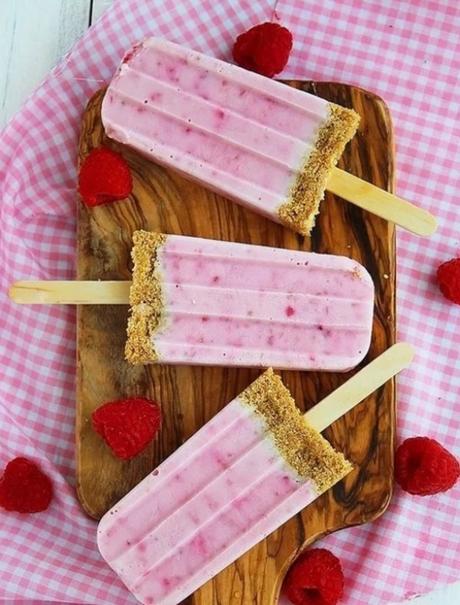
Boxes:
[0,0,458,603]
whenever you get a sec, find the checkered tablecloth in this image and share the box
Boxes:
[0,1,459,603]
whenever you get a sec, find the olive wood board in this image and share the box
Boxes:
[76,82,396,604]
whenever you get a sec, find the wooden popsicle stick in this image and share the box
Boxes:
[306,342,414,431]
[9,281,131,304]
[328,168,437,237]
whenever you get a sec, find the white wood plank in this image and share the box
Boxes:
[0,0,91,127]
[90,0,113,23]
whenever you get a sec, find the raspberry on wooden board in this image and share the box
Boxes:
[92,397,162,460]
[78,146,132,207]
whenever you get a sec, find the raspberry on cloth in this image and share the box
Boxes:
[232,21,293,77]
[395,437,460,496]
[0,457,53,513]
[437,258,460,305]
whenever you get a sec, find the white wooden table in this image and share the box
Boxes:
[0,1,459,604]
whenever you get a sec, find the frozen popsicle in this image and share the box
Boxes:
[8,231,374,371]
[97,343,414,605]
[98,370,349,605]
[101,37,437,237]
[125,230,374,371]
[101,37,357,236]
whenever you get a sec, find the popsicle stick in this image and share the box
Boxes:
[9,281,131,304]
[328,168,437,236]
[306,342,414,431]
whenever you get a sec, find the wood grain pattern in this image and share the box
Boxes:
[76,82,395,604]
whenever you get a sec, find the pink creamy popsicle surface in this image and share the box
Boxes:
[125,231,374,370]
[101,37,360,235]
[97,369,351,605]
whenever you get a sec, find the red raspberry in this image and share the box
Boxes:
[395,437,460,496]
[78,146,132,207]
[0,457,53,513]
[284,548,344,605]
[92,397,162,460]
[233,22,293,78]
[437,258,460,305]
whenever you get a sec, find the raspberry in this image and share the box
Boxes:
[0,457,53,513]
[437,258,460,305]
[284,548,344,605]
[78,146,132,207]
[395,437,460,496]
[233,22,293,78]
[92,397,162,460]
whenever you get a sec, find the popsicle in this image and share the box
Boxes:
[101,37,436,237]
[125,230,374,370]
[97,343,414,605]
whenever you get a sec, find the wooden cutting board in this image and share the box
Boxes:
[76,82,395,604]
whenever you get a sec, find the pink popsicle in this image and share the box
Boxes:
[125,231,374,371]
[101,37,359,236]
[97,369,351,605]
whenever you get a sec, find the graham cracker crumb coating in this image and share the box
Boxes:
[125,230,166,364]
[240,369,352,493]
[278,103,360,236]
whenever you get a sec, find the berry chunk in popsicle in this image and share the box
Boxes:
[125,230,374,371]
